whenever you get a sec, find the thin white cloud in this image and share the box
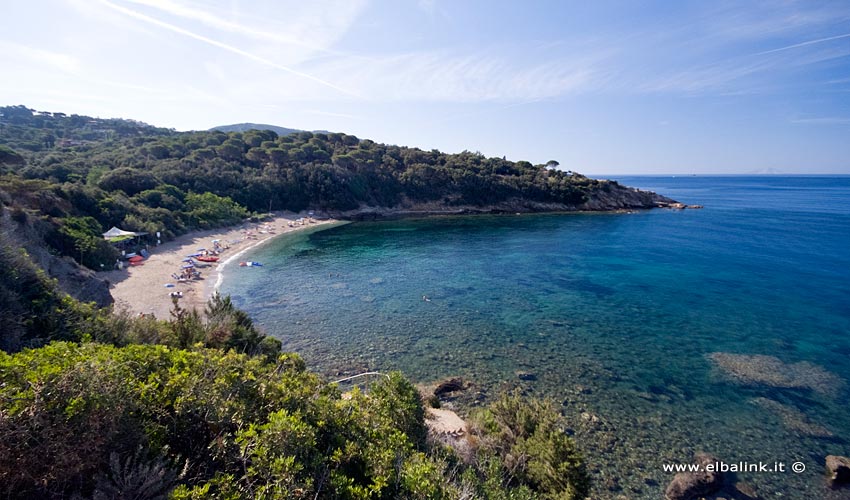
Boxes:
[638,31,850,95]
[752,32,850,56]
[96,0,360,98]
[0,41,81,73]
[699,1,850,43]
[640,57,776,93]
[119,0,366,59]
[791,117,850,125]
[317,51,595,102]
[824,77,850,85]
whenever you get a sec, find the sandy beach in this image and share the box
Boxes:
[103,214,338,319]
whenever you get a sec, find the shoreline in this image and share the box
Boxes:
[103,214,338,319]
[211,219,347,296]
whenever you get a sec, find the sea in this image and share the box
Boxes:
[221,176,850,499]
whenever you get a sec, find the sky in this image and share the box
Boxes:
[2,0,850,174]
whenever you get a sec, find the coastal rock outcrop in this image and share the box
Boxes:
[656,202,703,209]
[664,453,724,500]
[433,377,468,397]
[334,182,680,220]
[826,455,850,486]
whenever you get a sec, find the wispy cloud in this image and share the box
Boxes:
[44,0,850,110]
[96,0,360,98]
[698,1,850,43]
[752,32,850,56]
[119,0,366,60]
[635,27,850,94]
[637,42,850,95]
[316,50,596,102]
[0,41,81,73]
[599,2,850,96]
[791,117,850,125]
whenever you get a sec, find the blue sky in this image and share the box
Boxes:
[2,0,850,174]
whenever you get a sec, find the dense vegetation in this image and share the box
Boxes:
[0,340,589,499]
[1,105,630,270]
[0,105,596,499]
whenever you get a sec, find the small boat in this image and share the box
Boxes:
[196,256,219,262]
[239,261,263,267]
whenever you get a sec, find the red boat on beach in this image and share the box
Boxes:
[196,256,219,262]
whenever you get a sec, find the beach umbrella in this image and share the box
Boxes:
[181,264,194,269]
[182,258,194,262]
[187,253,202,257]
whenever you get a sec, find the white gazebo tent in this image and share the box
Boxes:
[102,227,147,241]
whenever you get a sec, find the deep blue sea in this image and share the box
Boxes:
[222,176,850,499]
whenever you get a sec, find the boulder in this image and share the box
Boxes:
[433,377,467,397]
[733,481,759,499]
[826,455,850,486]
[665,453,723,500]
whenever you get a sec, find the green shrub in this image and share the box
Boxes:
[470,390,590,500]
[45,215,120,269]
[185,191,248,228]
[0,343,453,499]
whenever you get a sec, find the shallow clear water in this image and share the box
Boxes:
[222,176,850,499]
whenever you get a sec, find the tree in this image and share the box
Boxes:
[97,168,159,196]
[185,192,248,228]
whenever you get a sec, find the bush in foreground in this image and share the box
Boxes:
[0,343,443,499]
[469,391,591,500]
[0,341,590,499]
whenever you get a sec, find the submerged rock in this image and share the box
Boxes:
[708,352,844,397]
[515,371,537,381]
[826,455,850,486]
[733,481,760,499]
[749,397,833,437]
[664,453,723,500]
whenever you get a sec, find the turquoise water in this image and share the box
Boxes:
[222,176,850,499]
